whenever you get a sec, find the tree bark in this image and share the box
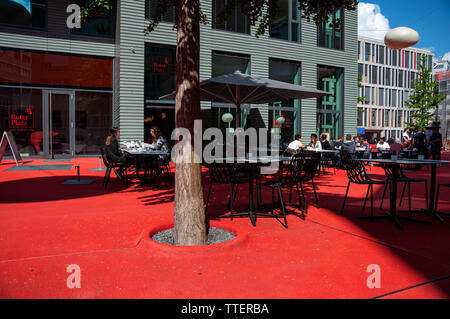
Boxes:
[173,0,206,246]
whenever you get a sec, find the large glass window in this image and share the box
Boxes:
[74,91,111,155]
[145,44,176,141]
[269,0,301,42]
[269,59,301,145]
[0,87,43,156]
[358,63,363,78]
[318,8,344,50]
[145,0,175,23]
[72,0,115,37]
[0,0,46,29]
[211,51,250,129]
[213,0,250,34]
[317,65,343,140]
[145,44,176,101]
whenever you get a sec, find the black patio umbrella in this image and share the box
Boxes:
[160,71,330,128]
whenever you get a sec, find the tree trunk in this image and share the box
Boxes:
[173,0,206,246]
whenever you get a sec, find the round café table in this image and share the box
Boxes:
[356,158,450,229]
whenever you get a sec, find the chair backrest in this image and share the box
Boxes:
[342,159,372,184]
[289,151,320,182]
[100,147,113,168]
[207,163,236,184]
[381,164,405,180]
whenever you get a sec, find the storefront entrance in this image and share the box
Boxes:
[43,90,75,159]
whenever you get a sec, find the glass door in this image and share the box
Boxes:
[43,90,75,159]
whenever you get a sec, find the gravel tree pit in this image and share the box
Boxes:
[151,227,236,246]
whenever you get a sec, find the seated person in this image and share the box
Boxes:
[284,134,304,156]
[390,139,404,156]
[333,136,344,149]
[321,134,333,150]
[376,137,391,158]
[376,138,390,151]
[105,127,133,179]
[309,134,322,150]
[341,134,356,154]
[149,125,171,163]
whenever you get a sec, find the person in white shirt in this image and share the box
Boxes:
[309,134,322,150]
[376,138,391,151]
[284,134,304,156]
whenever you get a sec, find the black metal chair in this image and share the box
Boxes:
[204,163,249,219]
[100,147,127,189]
[379,165,428,211]
[297,150,321,208]
[340,158,389,219]
[435,183,450,212]
[261,154,306,228]
[320,152,337,175]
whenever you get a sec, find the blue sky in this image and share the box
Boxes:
[358,1,450,60]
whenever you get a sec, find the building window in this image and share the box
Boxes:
[371,66,377,84]
[269,0,301,42]
[405,51,410,69]
[213,0,250,34]
[378,46,384,64]
[145,0,175,23]
[398,70,404,88]
[145,44,176,101]
[75,91,112,155]
[391,50,398,66]
[72,0,115,37]
[317,65,344,140]
[0,0,46,29]
[269,59,301,144]
[364,43,371,61]
[364,86,370,104]
[317,8,344,50]
[358,63,363,78]
[379,88,384,106]
[385,68,391,86]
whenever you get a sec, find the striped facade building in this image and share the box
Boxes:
[0,0,357,159]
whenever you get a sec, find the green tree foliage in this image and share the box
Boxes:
[406,55,445,131]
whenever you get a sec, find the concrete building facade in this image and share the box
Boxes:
[357,36,433,141]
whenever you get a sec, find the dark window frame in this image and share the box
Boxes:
[212,0,250,35]
[0,0,48,30]
[317,8,344,51]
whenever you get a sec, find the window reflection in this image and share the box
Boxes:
[0,0,46,29]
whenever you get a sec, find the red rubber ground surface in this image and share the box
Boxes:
[0,156,449,299]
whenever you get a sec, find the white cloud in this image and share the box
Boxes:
[443,52,450,62]
[358,2,390,41]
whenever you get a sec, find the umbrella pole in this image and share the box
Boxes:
[236,103,241,129]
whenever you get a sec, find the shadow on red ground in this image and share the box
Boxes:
[0,156,449,298]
